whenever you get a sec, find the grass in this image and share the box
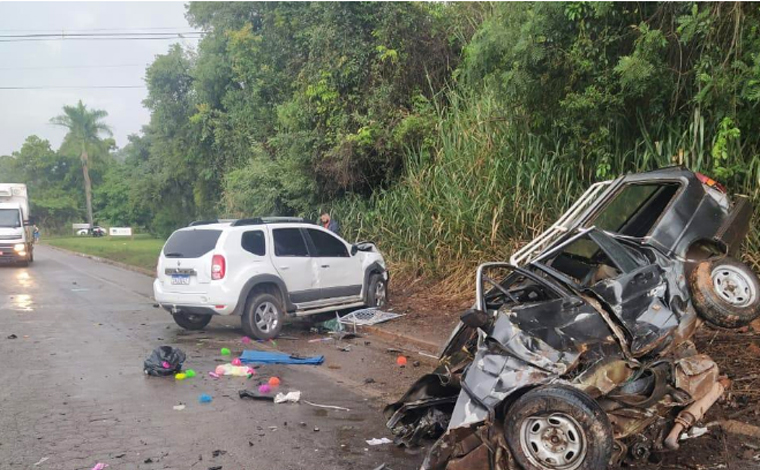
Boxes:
[45,234,164,272]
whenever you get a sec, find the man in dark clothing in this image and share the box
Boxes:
[320,213,340,235]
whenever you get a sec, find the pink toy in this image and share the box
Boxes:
[241,336,252,344]
[162,361,171,369]
[215,365,225,375]
[247,367,256,376]
[258,384,271,394]
[232,358,242,366]
[209,372,220,379]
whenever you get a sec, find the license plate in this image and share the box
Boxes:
[171,275,190,285]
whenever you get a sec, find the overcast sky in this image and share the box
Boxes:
[0,2,199,156]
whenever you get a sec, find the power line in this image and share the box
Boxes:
[0,85,145,90]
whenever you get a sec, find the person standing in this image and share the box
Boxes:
[32,225,40,243]
[320,213,340,235]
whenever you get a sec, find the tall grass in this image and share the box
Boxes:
[333,86,760,286]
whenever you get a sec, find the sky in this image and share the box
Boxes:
[0,2,200,156]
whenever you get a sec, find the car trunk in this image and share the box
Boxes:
[159,229,221,294]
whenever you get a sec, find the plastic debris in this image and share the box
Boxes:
[231,358,242,366]
[239,389,274,401]
[680,426,708,440]
[366,438,393,446]
[216,363,255,377]
[185,369,196,378]
[268,376,281,387]
[308,337,333,343]
[7,334,17,339]
[143,346,186,377]
[338,308,403,326]
[220,347,231,356]
[241,336,252,344]
[175,373,187,380]
[91,464,108,470]
[258,384,272,394]
[199,394,213,404]
[33,457,49,466]
[209,372,220,379]
[274,391,301,404]
[173,404,186,411]
[240,350,324,365]
[303,400,350,412]
[396,356,408,367]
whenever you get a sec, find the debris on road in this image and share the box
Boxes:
[303,400,350,412]
[143,346,186,377]
[175,373,187,380]
[258,384,272,394]
[239,389,275,401]
[185,369,196,378]
[366,437,393,445]
[198,394,213,404]
[33,457,49,466]
[172,404,186,411]
[90,464,108,470]
[274,391,301,404]
[231,357,242,366]
[7,334,17,339]
[338,308,403,327]
[716,419,760,439]
[241,336,251,344]
[220,347,231,356]
[395,356,407,367]
[240,350,324,365]
[215,363,254,377]
[308,337,332,343]
[268,376,281,387]
[211,450,227,457]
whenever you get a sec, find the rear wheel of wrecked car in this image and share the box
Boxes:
[172,311,212,330]
[242,293,284,340]
[690,256,760,328]
[367,273,387,308]
[505,385,613,470]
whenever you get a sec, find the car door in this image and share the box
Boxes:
[271,227,320,304]
[305,228,363,300]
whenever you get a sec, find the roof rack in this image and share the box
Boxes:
[189,219,219,227]
[230,216,308,227]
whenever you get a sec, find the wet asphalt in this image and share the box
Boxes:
[0,245,423,470]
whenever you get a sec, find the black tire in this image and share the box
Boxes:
[172,312,212,330]
[367,273,388,308]
[504,385,613,470]
[241,292,284,340]
[28,248,33,263]
[689,256,760,328]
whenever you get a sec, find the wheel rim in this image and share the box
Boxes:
[712,265,757,307]
[254,301,279,333]
[520,413,587,470]
[374,280,387,307]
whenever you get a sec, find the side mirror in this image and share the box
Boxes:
[350,245,358,256]
[460,308,490,329]
[24,216,36,226]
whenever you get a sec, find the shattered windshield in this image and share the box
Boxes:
[586,183,680,237]
[0,209,21,228]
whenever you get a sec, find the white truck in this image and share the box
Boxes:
[0,184,34,266]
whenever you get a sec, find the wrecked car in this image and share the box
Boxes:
[386,167,760,470]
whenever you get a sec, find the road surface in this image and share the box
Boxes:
[0,246,421,469]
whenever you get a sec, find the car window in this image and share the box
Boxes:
[586,183,679,237]
[163,230,221,258]
[307,229,349,257]
[273,228,309,257]
[241,230,266,256]
[0,209,21,228]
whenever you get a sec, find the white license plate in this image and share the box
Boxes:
[171,275,190,285]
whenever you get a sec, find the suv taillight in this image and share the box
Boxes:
[695,172,726,193]
[211,254,226,280]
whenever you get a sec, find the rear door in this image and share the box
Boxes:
[160,229,221,293]
[305,228,363,300]
[271,228,320,304]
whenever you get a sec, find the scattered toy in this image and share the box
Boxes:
[91,464,108,470]
[241,336,251,344]
[215,363,255,377]
[396,356,407,367]
[198,394,213,404]
[175,373,187,380]
[220,347,231,356]
[185,369,196,378]
[366,438,393,446]
[274,391,301,404]
[258,384,272,394]
[173,404,186,411]
[209,372,220,379]
[231,358,242,366]
[268,376,281,387]
[143,346,186,377]
[240,350,324,365]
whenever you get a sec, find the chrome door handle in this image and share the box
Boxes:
[321,264,330,268]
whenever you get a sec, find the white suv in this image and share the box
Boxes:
[153,217,389,339]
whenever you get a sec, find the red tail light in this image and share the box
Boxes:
[695,172,726,193]
[211,254,226,280]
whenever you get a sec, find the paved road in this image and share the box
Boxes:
[0,246,421,470]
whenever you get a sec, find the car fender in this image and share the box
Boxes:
[234,274,294,315]
[362,260,388,300]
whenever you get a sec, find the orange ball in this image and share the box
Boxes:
[268,376,281,387]
[396,356,408,366]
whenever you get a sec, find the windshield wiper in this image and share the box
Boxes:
[164,252,184,258]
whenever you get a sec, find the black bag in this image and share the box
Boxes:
[144,346,186,376]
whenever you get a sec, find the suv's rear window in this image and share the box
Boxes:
[163,230,221,258]
[586,183,679,237]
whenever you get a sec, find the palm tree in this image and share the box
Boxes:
[51,101,112,229]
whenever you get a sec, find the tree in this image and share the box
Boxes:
[50,101,112,228]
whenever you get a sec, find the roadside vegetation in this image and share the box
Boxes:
[46,235,164,272]
[4,3,760,285]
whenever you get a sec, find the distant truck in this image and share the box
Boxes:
[0,183,34,266]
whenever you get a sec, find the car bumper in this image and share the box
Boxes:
[0,243,30,263]
[153,279,237,315]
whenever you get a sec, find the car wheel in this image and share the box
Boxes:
[504,385,613,470]
[242,293,284,340]
[367,273,388,308]
[28,248,33,263]
[172,312,212,330]
[689,256,760,328]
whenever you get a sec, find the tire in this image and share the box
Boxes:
[367,273,388,308]
[241,292,284,340]
[504,385,613,470]
[28,248,34,263]
[689,256,760,328]
[172,312,212,330]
